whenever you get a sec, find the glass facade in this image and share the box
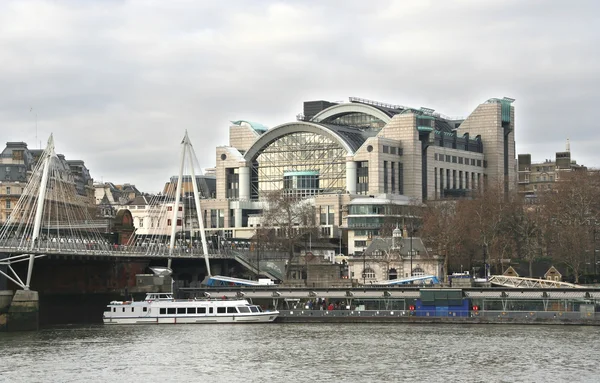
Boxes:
[357,161,369,195]
[251,131,346,199]
[283,171,320,197]
[326,112,386,129]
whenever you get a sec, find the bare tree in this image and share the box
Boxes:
[503,194,542,277]
[421,200,460,282]
[539,171,600,283]
[459,179,508,277]
[260,190,318,279]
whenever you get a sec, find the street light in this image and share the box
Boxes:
[363,252,366,285]
[410,229,413,277]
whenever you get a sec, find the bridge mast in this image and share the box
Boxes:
[167,133,187,271]
[25,135,55,289]
[185,134,211,277]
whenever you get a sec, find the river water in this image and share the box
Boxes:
[1,323,599,383]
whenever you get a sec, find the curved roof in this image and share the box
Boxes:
[311,103,393,125]
[231,120,268,132]
[243,121,372,161]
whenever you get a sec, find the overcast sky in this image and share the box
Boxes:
[1,0,599,192]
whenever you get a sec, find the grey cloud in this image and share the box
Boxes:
[1,0,599,192]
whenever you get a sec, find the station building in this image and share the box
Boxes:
[190,96,516,257]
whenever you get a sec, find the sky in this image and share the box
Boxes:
[1,0,599,193]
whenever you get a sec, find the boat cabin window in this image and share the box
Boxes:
[113,308,116,313]
[249,306,259,313]
[187,308,196,314]
[167,308,176,315]
[209,307,213,314]
[131,308,135,312]
[122,308,125,313]
[160,308,166,315]
[217,307,226,314]
[177,308,186,314]
[198,307,206,314]
[104,307,111,312]
[143,307,147,312]
[226,307,237,314]
[237,306,251,313]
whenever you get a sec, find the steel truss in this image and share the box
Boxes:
[488,275,585,289]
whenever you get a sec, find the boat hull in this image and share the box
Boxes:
[103,312,278,325]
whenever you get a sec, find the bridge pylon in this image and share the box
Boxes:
[0,135,112,290]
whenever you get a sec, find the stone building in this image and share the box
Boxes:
[517,140,587,196]
[348,226,443,283]
[183,97,516,257]
[0,141,95,224]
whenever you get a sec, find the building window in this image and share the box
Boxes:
[5,187,10,195]
[357,161,369,195]
[383,145,389,154]
[383,161,388,193]
[167,206,173,211]
[5,200,10,209]
[477,160,482,167]
[412,267,425,277]
[362,268,375,279]
[446,155,451,163]
[167,219,172,226]
[176,219,182,226]
[390,147,396,155]
[458,157,463,164]
[452,156,457,163]
[354,240,367,247]
[391,162,396,194]
[226,168,240,199]
[139,219,144,228]
[398,163,404,195]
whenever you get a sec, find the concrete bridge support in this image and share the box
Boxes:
[0,290,39,332]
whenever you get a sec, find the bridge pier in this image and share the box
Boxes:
[0,290,39,332]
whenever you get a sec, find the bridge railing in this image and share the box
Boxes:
[0,238,233,259]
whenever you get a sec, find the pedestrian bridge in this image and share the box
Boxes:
[0,133,282,290]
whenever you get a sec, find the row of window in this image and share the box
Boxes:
[4,167,26,173]
[108,306,260,314]
[383,161,403,194]
[434,153,482,167]
[2,187,25,195]
[382,145,403,156]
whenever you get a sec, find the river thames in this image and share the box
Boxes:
[1,323,599,382]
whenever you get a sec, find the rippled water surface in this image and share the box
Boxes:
[1,323,599,383]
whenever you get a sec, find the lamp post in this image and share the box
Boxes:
[256,229,260,279]
[363,252,366,285]
[410,231,413,277]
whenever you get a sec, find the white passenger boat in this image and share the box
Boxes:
[103,293,279,324]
